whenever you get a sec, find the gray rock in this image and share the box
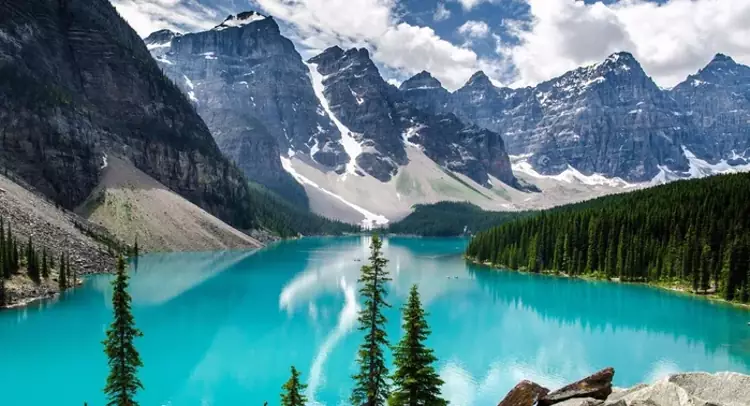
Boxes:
[554,398,605,406]
[671,54,750,162]
[604,372,750,406]
[497,380,549,406]
[540,367,615,405]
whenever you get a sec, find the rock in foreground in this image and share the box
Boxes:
[540,367,614,405]
[499,369,750,406]
[497,380,549,406]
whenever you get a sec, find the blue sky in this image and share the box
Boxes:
[113,0,750,90]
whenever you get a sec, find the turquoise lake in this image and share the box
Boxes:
[1,236,749,405]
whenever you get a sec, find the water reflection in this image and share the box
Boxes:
[0,237,748,406]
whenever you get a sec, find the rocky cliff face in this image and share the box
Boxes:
[0,0,261,230]
[308,46,521,188]
[671,54,750,164]
[402,52,750,183]
[145,13,345,206]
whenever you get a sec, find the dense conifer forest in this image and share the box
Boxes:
[466,173,750,303]
[388,202,530,236]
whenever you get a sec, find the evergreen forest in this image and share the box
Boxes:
[388,202,530,236]
[466,173,750,303]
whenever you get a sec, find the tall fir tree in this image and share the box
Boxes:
[103,256,144,406]
[59,253,67,291]
[390,285,447,406]
[42,249,49,279]
[280,366,308,406]
[351,235,391,406]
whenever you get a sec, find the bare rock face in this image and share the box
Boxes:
[145,14,343,207]
[402,52,750,183]
[497,380,549,406]
[307,46,522,188]
[540,367,615,405]
[0,0,261,230]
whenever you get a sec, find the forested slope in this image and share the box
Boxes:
[466,173,750,303]
[388,202,529,236]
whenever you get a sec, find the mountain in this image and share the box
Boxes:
[402,52,750,184]
[0,0,355,244]
[307,46,521,188]
[144,12,340,207]
[145,17,527,227]
[671,53,750,164]
[0,0,263,228]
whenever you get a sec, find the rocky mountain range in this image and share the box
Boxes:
[402,52,750,183]
[145,13,524,202]
[139,10,750,225]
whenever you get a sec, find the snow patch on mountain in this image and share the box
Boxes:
[213,12,267,31]
[280,156,388,229]
[306,62,363,177]
[511,155,633,188]
[683,147,750,178]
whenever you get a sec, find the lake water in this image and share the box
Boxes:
[1,236,749,405]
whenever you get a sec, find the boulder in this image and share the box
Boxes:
[553,398,604,406]
[540,368,615,405]
[497,380,549,406]
[605,372,750,406]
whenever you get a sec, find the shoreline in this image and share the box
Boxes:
[466,257,750,312]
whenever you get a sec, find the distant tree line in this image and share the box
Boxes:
[466,173,750,303]
[0,217,77,306]
[388,201,531,237]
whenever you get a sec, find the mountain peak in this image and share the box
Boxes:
[599,51,641,71]
[465,71,493,88]
[144,29,181,47]
[711,53,735,64]
[213,11,267,31]
[400,71,443,91]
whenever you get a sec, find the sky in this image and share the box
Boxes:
[112,0,750,91]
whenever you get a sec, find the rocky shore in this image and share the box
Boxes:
[1,173,118,309]
[498,367,750,406]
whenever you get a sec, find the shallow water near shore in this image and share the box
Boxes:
[1,236,749,405]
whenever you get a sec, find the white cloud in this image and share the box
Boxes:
[433,2,452,22]
[452,0,495,11]
[458,20,490,38]
[254,0,487,90]
[111,0,220,36]
[503,0,750,88]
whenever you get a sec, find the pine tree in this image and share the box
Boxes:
[0,270,5,307]
[103,256,143,406]
[351,235,391,406]
[281,366,308,406]
[59,253,67,291]
[42,249,49,279]
[26,237,40,284]
[390,285,447,406]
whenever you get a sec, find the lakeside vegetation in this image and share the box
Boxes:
[388,202,531,236]
[466,173,750,304]
[0,217,78,307]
